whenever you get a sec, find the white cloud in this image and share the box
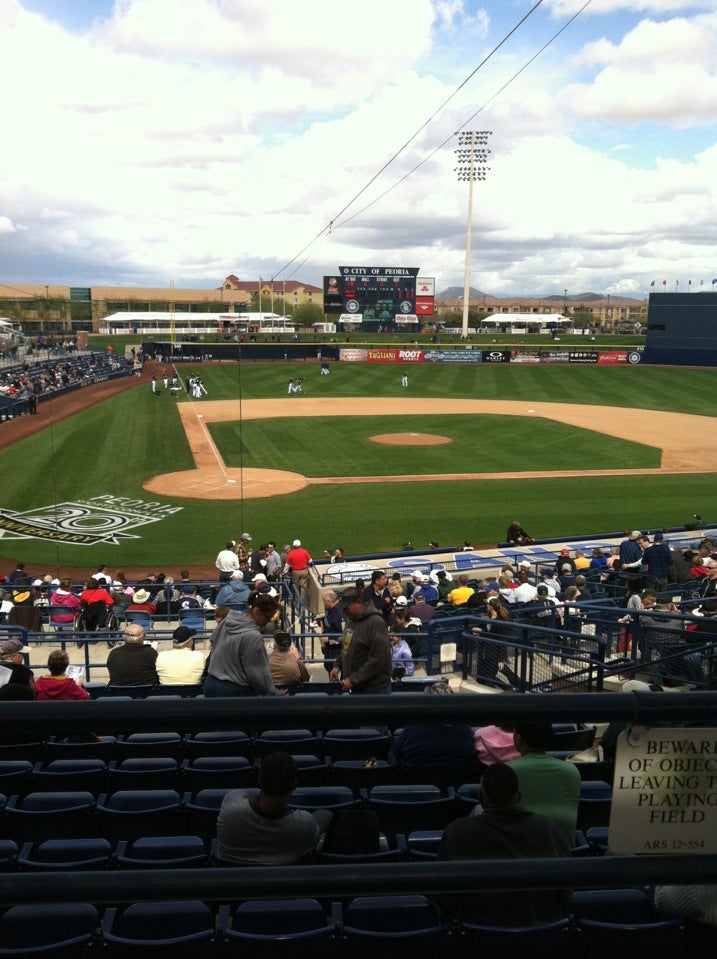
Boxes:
[0,0,716,295]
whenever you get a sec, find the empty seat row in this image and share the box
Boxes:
[0,890,691,955]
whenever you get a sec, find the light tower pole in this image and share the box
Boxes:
[455,130,491,340]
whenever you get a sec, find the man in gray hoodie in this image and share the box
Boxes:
[329,587,392,694]
[204,594,282,697]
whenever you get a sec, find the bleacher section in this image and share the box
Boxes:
[0,350,132,422]
[0,693,714,956]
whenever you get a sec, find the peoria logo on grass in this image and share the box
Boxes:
[0,495,182,546]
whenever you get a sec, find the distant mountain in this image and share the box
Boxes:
[438,289,644,303]
[438,286,486,299]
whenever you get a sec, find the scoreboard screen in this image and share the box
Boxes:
[323,266,420,320]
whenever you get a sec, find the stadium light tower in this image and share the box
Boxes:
[455,130,491,340]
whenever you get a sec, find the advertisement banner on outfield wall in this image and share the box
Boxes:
[510,352,541,364]
[366,349,425,363]
[568,352,599,364]
[482,350,512,363]
[539,352,571,364]
[597,351,629,365]
[423,350,483,363]
[339,348,369,362]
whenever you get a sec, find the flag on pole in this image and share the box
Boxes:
[713,279,717,285]
[650,280,655,287]
[662,280,667,286]
[688,280,692,287]
[700,280,704,286]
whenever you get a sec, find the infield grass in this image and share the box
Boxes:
[1,362,715,570]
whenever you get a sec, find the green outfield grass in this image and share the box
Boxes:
[210,415,659,475]
[1,362,715,571]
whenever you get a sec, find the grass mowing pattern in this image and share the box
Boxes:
[210,414,659,475]
[0,363,714,568]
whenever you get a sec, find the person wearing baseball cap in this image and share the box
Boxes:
[0,637,34,691]
[328,588,392,694]
[156,625,206,686]
[233,533,253,575]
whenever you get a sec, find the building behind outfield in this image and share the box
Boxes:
[645,292,717,366]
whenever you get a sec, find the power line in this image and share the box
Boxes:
[272,0,547,281]
[334,0,593,231]
[275,0,594,282]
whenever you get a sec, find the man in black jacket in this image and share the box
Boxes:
[436,763,570,925]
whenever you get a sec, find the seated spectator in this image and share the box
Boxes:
[554,549,576,575]
[156,626,205,685]
[508,722,581,848]
[268,631,310,686]
[78,577,114,630]
[153,576,182,617]
[447,574,474,606]
[435,569,453,602]
[215,570,250,608]
[408,591,436,624]
[49,577,81,625]
[107,624,158,686]
[0,589,12,624]
[473,724,520,766]
[0,637,34,691]
[589,547,607,569]
[34,649,89,701]
[496,573,517,605]
[573,549,590,571]
[8,585,43,632]
[436,763,570,925]
[574,574,593,600]
[390,630,415,679]
[388,681,474,770]
[178,584,202,610]
[216,751,330,864]
[126,587,157,616]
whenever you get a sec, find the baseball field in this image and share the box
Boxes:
[0,360,715,575]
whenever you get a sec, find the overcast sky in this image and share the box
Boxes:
[1,0,716,297]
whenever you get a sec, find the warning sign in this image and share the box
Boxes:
[609,727,717,854]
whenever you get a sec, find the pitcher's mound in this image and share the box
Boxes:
[143,467,307,500]
[370,432,452,446]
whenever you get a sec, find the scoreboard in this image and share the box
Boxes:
[324,266,429,323]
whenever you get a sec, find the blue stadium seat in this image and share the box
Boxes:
[115,732,183,761]
[108,757,179,790]
[0,840,18,871]
[17,838,113,871]
[364,785,458,836]
[101,901,216,947]
[181,756,255,791]
[570,888,684,946]
[0,760,32,796]
[0,903,100,954]
[322,728,391,761]
[44,735,116,761]
[577,780,613,833]
[4,791,96,843]
[31,758,107,792]
[115,835,209,868]
[183,730,253,759]
[218,898,338,944]
[330,759,403,789]
[255,728,321,757]
[341,895,452,941]
[405,830,443,860]
[96,789,183,840]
